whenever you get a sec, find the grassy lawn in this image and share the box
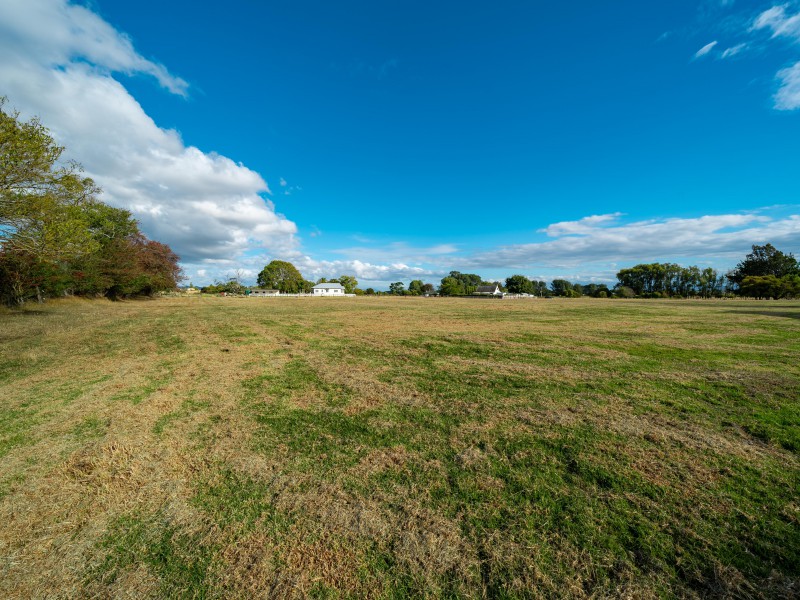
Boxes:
[0,296,797,598]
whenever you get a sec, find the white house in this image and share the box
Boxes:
[312,283,345,296]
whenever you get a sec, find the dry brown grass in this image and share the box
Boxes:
[0,296,797,598]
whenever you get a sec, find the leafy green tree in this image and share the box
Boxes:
[337,274,358,294]
[740,274,800,299]
[257,260,306,293]
[389,281,405,295]
[617,263,725,298]
[505,274,533,294]
[438,276,463,296]
[1,98,99,261]
[421,283,435,295]
[444,271,482,295]
[408,279,424,295]
[581,283,610,298]
[550,279,573,297]
[365,287,375,295]
[614,285,635,298]
[728,244,800,289]
[0,104,182,304]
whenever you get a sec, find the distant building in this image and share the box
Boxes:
[312,283,345,296]
[474,284,502,296]
[250,288,280,297]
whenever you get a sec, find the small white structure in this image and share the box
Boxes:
[474,284,502,296]
[250,288,280,297]
[313,283,345,296]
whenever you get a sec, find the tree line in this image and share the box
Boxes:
[241,246,799,300]
[1,99,182,305]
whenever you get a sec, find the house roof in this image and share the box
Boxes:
[476,285,500,293]
[313,283,344,289]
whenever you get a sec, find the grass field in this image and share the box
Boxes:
[0,296,797,599]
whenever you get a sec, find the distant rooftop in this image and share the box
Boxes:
[313,283,344,289]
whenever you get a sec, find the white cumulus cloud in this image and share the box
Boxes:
[0,0,298,269]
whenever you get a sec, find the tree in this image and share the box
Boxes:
[550,279,573,297]
[616,263,725,298]
[337,274,358,294]
[1,98,99,261]
[421,283,435,295]
[0,101,183,304]
[531,280,549,297]
[443,271,482,295]
[581,283,611,298]
[257,260,306,293]
[438,276,463,296]
[740,274,800,299]
[614,285,635,298]
[408,279,424,295]
[505,274,533,294]
[65,204,182,299]
[728,244,800,289]
[389,281,405,295]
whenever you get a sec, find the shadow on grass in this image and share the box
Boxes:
[725,309,800,320]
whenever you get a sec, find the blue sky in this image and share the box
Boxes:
[1,0,799,288]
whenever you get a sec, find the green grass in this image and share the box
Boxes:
[88,511,217,599]
[0,297,798,598]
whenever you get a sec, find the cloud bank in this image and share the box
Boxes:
[0,0,298,270]
[289,211,800,285]
[461,211,800,271]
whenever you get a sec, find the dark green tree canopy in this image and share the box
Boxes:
[550,279,572,297]
[616,263,725,298]
[438,276,462,296]
[505,274,533,294]
[408,279,424,295]
[728,244,799,285]
[257,260,306,293]
[439,271,483,295]
[740,275,800,299]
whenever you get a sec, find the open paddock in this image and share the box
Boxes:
[0,297,797,598]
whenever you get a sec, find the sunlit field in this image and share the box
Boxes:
[0,297,797,598]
